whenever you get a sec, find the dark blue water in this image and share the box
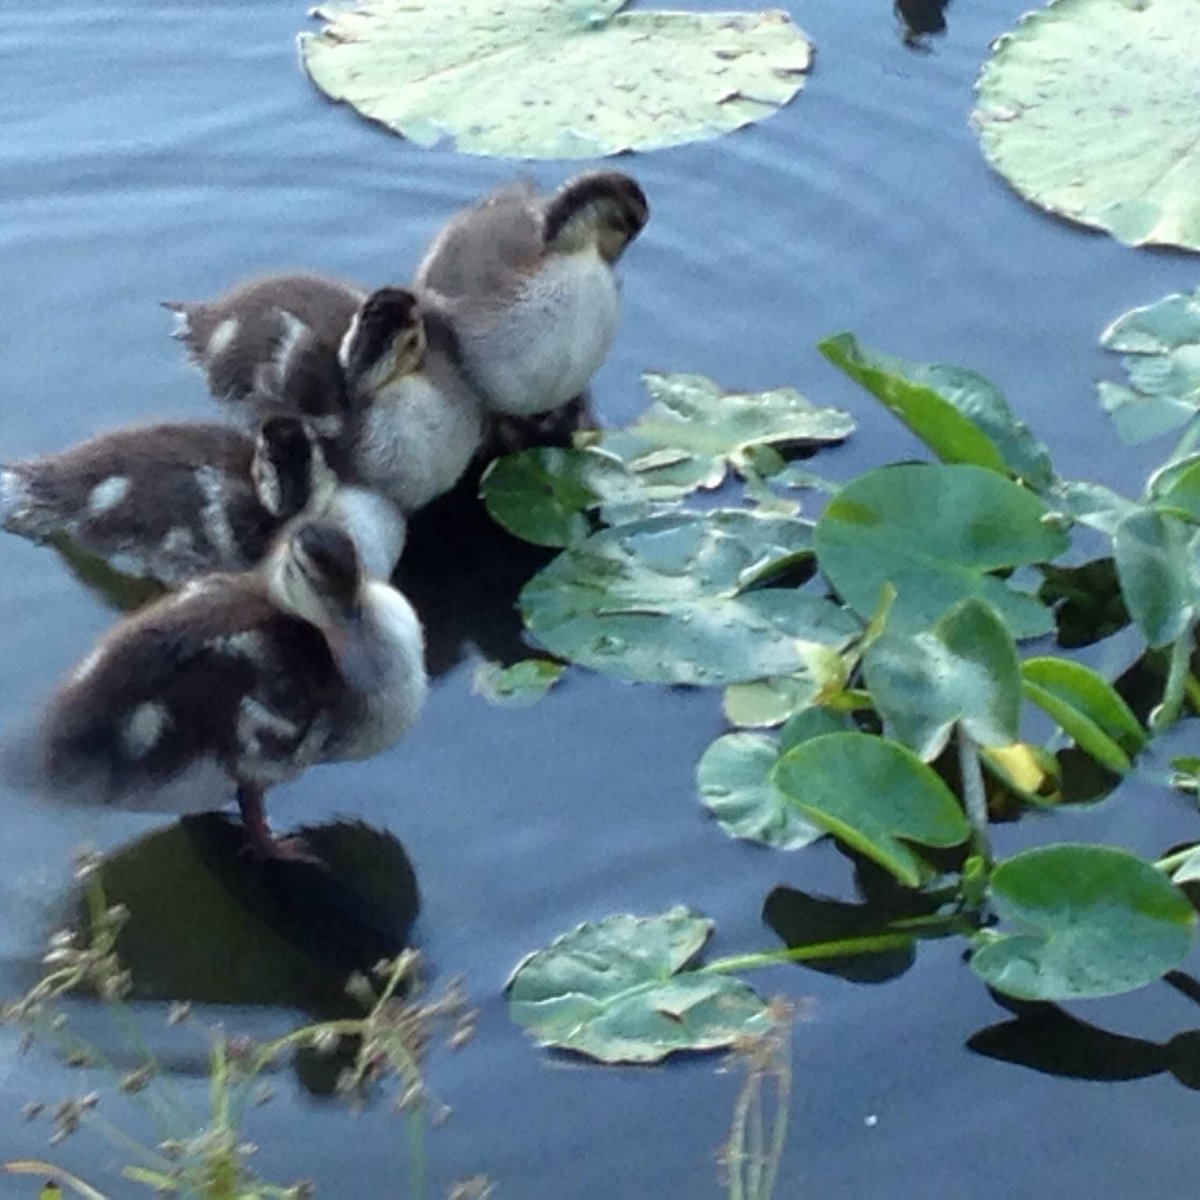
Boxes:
[3,1,1200,1196]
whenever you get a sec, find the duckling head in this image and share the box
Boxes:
[252,416,337,519]
[338,287,426,399]
[543,171,649,263]
[267,520,383,691]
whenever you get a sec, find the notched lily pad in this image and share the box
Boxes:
[520,510,860,686]
[473,658,565,706]
[970,844,1196,1000]
[301,0,812,159]
[506,907,770,1063]
[974,0,1200,251]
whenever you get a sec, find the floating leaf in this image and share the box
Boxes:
[772,732,971,887]
[481,447,649,548]
[1021,658,1146,775]
[506,907,770,1063]
[697,732,822,849]
[1099,287,1200,441]
[602,373,854,500]
[864,598,1021,761]
[974,0,1200,251]
[473,658,565,707]
[1045,480,1138,538]
[301,0,812,159]
[1148,452,1200,522]
[1113,508,1199,647]
[819,334,1053,488]
[970,845,1196,1000]
[815,463,1068,638]
[722,649,846,728]
[521,510,860,686]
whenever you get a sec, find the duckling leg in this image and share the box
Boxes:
[236,781,316,862]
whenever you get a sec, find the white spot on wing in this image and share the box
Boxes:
[87,475,130,515]
[206,317,239,359]
[122,701,169,759]
[194,465,238,563]
[162,526,194,554]
[273,310,309,374]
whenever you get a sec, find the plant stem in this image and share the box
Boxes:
[957,727,992,864]
[1152,622,1195,732]
[1184,672,1200,716]
[703,934,917,976]
[1155,845,1200,875]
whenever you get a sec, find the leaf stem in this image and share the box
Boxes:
[957,727,992,864]
[702,934,917,975]
[1155,845,1200,875]
[1152,620,1194,732]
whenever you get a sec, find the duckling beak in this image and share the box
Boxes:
[328,609,386,693]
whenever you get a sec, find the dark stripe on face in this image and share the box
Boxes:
[344,288,421,382]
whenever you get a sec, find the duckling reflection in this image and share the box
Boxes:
[41,521,427,860]
[894,0,950,47]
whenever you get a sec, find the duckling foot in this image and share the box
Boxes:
[236,782,323,865]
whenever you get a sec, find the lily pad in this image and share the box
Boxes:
[864,598,1021,762]
[974,0,1200,251]
[970,844,1196,1000]
[520,510,861,686]
[721,648,847,728]
[772,732,971,887]
[473,658,565,706]
[506,907,770,1063]
[1113,508,1200,647]
[1099,287,1200,441]
[697,732,822,849]
[815,463,1068,639]
[602,373,854,499]
[819,334,1054,489]
[301,0,812,159]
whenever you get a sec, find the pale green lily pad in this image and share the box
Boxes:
[473,658,565,706]
[864,598,1021,762]
[603,373,854,499]
[722,647,846,728]
[301,0,812,159]
[814,463,1068,639]
[520,510,861,686]
[506,907,770,1063]
[1099,287,1200,442]
[974,0,1200,251]
[970,844,1196,1000]
[697,732,822,849]
[1113,508,1200,648]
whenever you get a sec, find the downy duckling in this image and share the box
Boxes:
[42,520,427,859]
[1,416,406,584]
[414,171,649,417]
[164,273,365,430]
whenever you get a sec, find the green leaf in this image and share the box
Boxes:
[520,510,860,686]
[815,463,1068,639]
[721,651,846,728]
[819,334,1053,488]
[864,598,1021,761]
[473,658,565,707]
[1099,287,1200,441]
[300,0,812,159]
[974,0,1200,251]
[1147,452,1200,522]
[970,845,1196,1000]
[697,732,822,849]
[506,907,770,1063]
[1113,508,1199,647]
[1021,657,1146,774]
[1169,845,1200,884]
[772,732,971,887]
[602,373,854,500]
[480,447,649,548]
[1043,480,1137,537]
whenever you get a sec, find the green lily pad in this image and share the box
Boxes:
[974,0,1200,251]
[506,907,770,1063]
[1098,287,1200,442]
[864,598,1021,762]
[1045,480,1138,538]
[603,373,854,499]
[473,658,565,706]
[721,647,847,728]
[1148,453,1200,522]
[819,334,1053,489]
[815,463,1068,639]
[697,732,823,849]
[520,510,860,686]
[1021,657,1146,775]
[970,844,1196,1000]
[1113,508,1200,647]
[300,0,812,159]
[481,447,650,548]
[772,732,971,887]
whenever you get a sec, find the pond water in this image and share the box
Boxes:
[3,0,1200,1196]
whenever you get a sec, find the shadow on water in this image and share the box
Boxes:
[894,0,952,47]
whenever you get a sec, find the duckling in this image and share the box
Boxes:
[164,273,365,431]
[414,171,648,418]
[1,416,405,584]
[42,520,427,859]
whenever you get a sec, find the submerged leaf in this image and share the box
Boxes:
[970,845,1196,1000]
[520,510,860,686]
[772,732,971,887]
[974,0,1200,251]
[815,463,1068,639]
[301,0,812,159]
[506,907,770,1063]
[473,658,565,706]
